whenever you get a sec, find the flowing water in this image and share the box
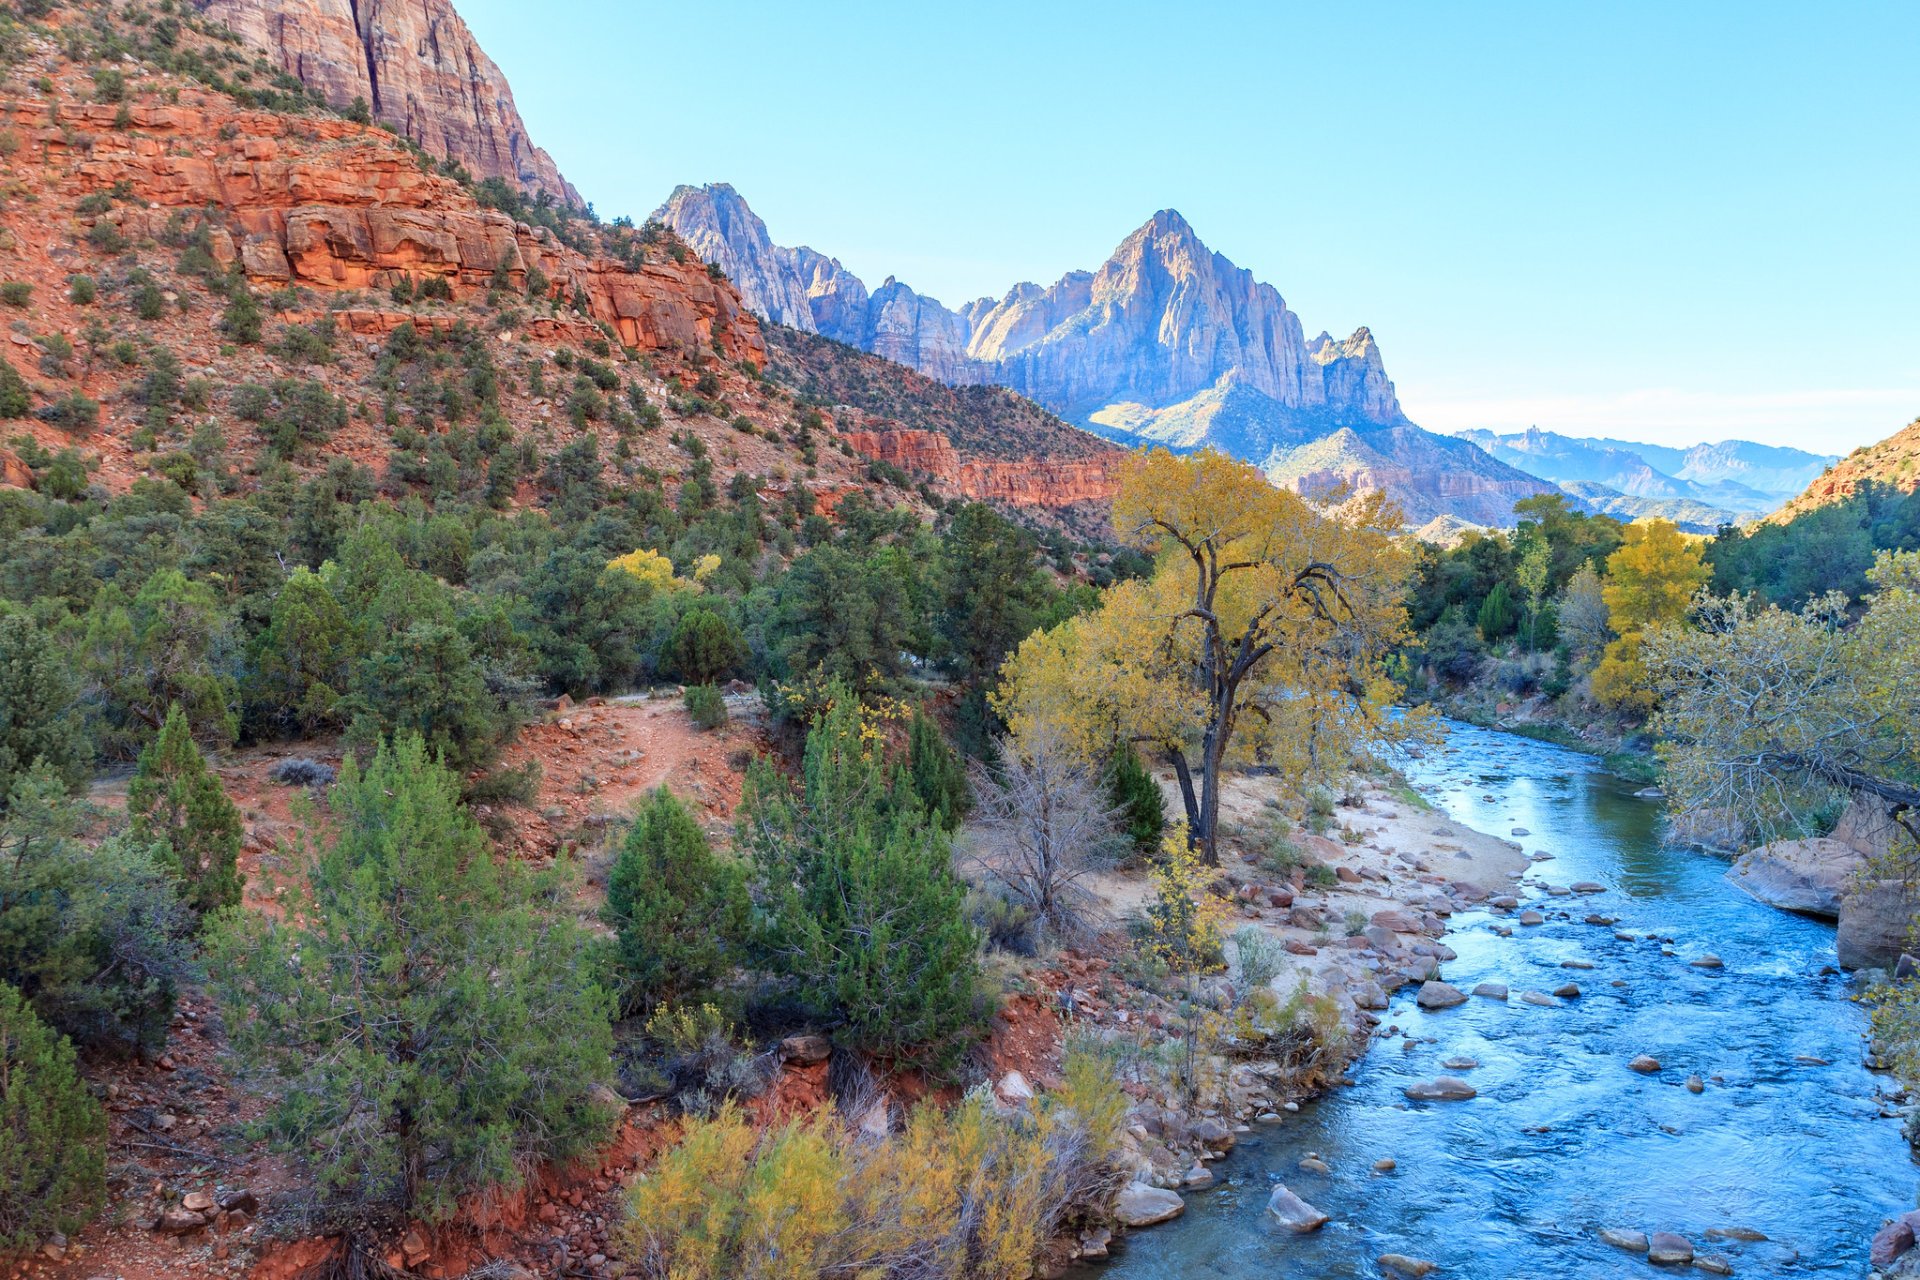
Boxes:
[1081,720,1912,1278]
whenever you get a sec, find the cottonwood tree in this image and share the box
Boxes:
[964,727,1124,948]
[995,449,1415,864]
[1593,519,1709,712]
[1646,550,1920,848]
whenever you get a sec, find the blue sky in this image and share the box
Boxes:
[458,1,1918,452]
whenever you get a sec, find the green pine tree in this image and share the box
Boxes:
[663,607,745,687]
[129,705,243,918]
[907,708,969,831]
[738,688,982,1070]
[603,789,747,1015]
[0,614,90,806]
[0,983,107,1253]
[1105,742,1166,853]
[208,735,618,1221]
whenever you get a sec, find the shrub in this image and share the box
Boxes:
[66,274,97,305]
[0,614,88,802]
[684,683,727,730]
[663,608,744,686]
[603,789,748,1014]
[907,709,969,830]
[1230,925,1283,993]
[267,757,335,788]
[1105,743,1165,852]
[1143,822,1226,973]
[0,984,106,1253]
[219,286,262,344]
[0,359,27,418]
[0,282,31,308]
[35,393,98,432]
[208,736,619,1221]
[738,688,982,1069]
[0,765,193,1056]
[622,1043,1126,1280]
[129,705,244,919]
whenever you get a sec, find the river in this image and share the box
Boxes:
[1081,719,1913,1278]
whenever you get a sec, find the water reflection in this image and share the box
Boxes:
[1079,721,1911,1279]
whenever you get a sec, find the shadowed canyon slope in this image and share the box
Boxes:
[656,184,1557,526]
[193,0,580,203]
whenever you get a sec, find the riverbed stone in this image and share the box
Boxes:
[1571,881,1606,894]
[1553,983,1582,999]
[1872,1216,1918,1266]
[1373,1157,1397,1172]
[1630,1055,1662,1073]
[1519,910,1546,926]
[1472,982,1509,1000]
[1403,1076,1477,1101]
[1694,1254,1734,1274]
[1520,990,1560,1007]
[1647,1231,1694,1265]
[1441,1056,1479,1070]
[1416,980,1468,1009]
[1114,1182,1185,1227]
[1265,1184,1329,1232]
[1297,1155,1330,1175]
[1371,909,1421,933]
[1690,954,1724,969]
[1685,1075,1705,1093]
[1379,1254,1437,1277]
[1600,1228,1649,1252]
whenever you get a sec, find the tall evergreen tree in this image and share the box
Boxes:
[129,705,243,918]
[1105,742,1166,853]
[208,735,618,1221]
[0,983,107,1253]
[737,688,981,1069]
[907,708,969,831]
[603,789,747,1015]
[0,613,90,806]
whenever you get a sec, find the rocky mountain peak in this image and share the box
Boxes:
[193,0,578,203]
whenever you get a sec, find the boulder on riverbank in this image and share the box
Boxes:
[1725,797,1918,969]
[1114,1182,1185,1227]
[1727,837,1855,917]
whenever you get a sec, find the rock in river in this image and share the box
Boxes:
[1403,1075,1477,1101]
[1379,1254,1437,1277]
[1471,982,1509,1000]
[1600,1228,1649,1252]
[1266,1184,1330,1232]
[1114,1182,1185,1227]
[1647,1231,1694,1265]
[1417,980,1468,1009]
[1630,1054,1662,1073]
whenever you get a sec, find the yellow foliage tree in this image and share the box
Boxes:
[993,449,1417,863]
[606,547,679,593]
[1592,519,1708,712]
[1143,821,1227,972]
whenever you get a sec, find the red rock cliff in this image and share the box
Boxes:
[844,429,1120,509]
[4,95,760,361]
[193,0,580,204]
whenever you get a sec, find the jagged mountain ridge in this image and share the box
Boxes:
[193,0,580,203]
[654,184,1557,526]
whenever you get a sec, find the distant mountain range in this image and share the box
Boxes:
[1454,428,1835,528]
[655,185,1556,526]
[655,184,1832,531]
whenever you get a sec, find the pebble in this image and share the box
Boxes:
[1373,1157,1397,1173]
[1685,1075,1705,1093]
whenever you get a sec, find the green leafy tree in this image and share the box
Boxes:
[663,607,745,687]
[907,708,969,831]
[208,736,619,1221]
[737,689,982,1069]
[129,705,243,918]
[1476,580,1518,643]
[344,622,511,772]
[0,983,107,1253]
[936,503,1047,688]
[602,789,747,1015]
[0,614,89,805]
[0,765,191,1056]
[769,544,913,692]
[80,570,236,755]
[1105,742,1165,852]
[248,566,356,734]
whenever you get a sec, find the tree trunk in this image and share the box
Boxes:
[1166,750,1200,847]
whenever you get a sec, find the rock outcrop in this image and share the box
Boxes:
[1730,797,1917,969]
[656,185,1560,526]
[12,97,757,361]
[1771,416,1920,524]
[194,0,579,203]
[843,429,1120,509]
